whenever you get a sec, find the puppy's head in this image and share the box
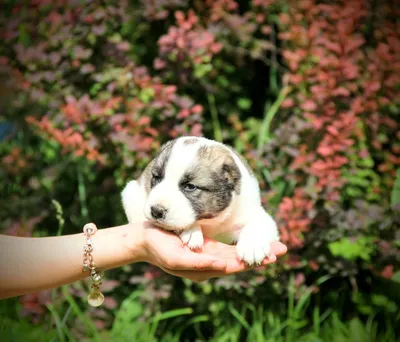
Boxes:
[141,137,241,231]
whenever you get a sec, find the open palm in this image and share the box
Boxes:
[141,224,287,282]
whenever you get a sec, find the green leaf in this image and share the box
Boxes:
[371,294,389,307]
[18,23,31,47]
[229,304,250,331]
[237,97,252,110]
[391,169,400,209]
[392,271,400,284]
[257,86,290,154]
[217,76,229,87]
[90,83,102,96]
[151,308,193,322]
[345,186,364,197]
[194,63,213,78]
[328,237,375,261]
[0,318,56,342]
[139,87,155,104]
[346,175,370,187]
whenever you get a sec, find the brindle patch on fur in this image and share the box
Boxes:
[226,145,255,177]
[197,145,241,193]
[139,140,176,194]
[183,137,200,145]
[180,145,241,220]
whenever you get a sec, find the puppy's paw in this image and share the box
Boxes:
[180,227,204,250]
[236,234,272,266]
[236,214,279,266]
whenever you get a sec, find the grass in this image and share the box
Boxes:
[1,275,398,342]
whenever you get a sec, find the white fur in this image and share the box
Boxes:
[121,180,147,223]
[121,136,279,265]
[144,139,201,230]
[179,225,204,250]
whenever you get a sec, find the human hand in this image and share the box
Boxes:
[140,223,287,282]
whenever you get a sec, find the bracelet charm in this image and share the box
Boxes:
[83,223,104,307]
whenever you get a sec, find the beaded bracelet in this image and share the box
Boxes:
[83,223,104,307]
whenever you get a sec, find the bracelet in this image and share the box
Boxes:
[83,223,104,307]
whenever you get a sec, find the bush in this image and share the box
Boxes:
[0,0,399,339]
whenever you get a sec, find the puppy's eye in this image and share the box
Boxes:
[151,174,162,187]
[184,183,197,192]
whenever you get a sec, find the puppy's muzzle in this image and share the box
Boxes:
[150,205,167,220]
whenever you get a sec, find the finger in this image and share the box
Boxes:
[164,241,287,272]
[159,266,218,283]
[224,251,282,274]
[165,252,227,271]
[162,250,283,280]
[270,241,288,256]
[163,261,264,281]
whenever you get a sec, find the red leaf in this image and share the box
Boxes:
[137,116,151,126]
[317,146,333,156]
[178,109,190,118]
[364,80,381,93]
[191,104,203,113]
[301,100,317,111]
[309,260,319,271]
[381,265,394,279]
[327,125,340,136]
[261,25,272,35]
[344,36,365,54]
[324,41,341,54]
[281,98,294,108]
[279,13,291,25]
[154,58,166,70]
[332,87,350,97]
[175,11,185,21]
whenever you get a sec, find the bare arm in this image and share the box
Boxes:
[0,222,287,299]
[0,224,144,299]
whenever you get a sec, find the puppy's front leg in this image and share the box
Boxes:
[121,180,147,223]
[236,207,279,266]
[180,225,204,250]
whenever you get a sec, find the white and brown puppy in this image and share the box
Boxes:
[121,136,279,265]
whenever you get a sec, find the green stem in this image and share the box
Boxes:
[207,93,223,142]
[46,304,66,342]
[77,167,89,221]
[257,86,291,156]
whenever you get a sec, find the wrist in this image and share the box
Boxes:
[126,221,160,266]
[120,222,146,264]
[92,223,145,271]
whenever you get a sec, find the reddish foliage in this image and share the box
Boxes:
[380,265,394,279]
[157,10,222,69]
[273,0,400,283]
[0,0,399,326]
[2,147,31,174]
[19,291,52,324]
[277,189,313,248]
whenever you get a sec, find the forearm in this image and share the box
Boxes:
[0,224,144,299]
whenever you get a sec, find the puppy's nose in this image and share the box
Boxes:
[150,205,167,220]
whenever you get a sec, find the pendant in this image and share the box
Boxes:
[87,289,104,307]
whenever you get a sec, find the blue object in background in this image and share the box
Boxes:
[0,122,15,141]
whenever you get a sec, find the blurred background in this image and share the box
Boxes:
[0,0,399,341]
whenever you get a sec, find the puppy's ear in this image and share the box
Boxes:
[159,140,174,151]
[221,155,241,193]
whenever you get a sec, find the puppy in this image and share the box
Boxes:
[121,136,279,265]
